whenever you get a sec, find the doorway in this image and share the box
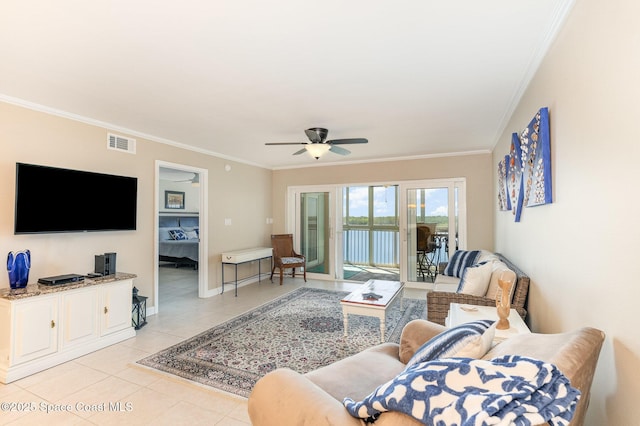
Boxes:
[154,161,208,314]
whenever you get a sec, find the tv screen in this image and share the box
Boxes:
[14,163,138,234]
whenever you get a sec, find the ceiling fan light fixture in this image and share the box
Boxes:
[305,143,330,159]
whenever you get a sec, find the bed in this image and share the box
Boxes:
[159,215,199,269]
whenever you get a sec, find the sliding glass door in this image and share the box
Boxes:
[290,187,337,280]
[288,179,465,286]
[401,179,464,286]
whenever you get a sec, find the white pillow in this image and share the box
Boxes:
[185,230,199,240]
[486,262,517,301]
[456,261,493,296]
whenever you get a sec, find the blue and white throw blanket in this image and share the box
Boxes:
[343,355,580,425]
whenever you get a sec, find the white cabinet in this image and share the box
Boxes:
[100,280,133,336]
[13,295,58,365]
[0,274,137,384]
[60,287,99,350]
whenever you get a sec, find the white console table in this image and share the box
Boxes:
[0,273,137,383]
[221,247,273,296]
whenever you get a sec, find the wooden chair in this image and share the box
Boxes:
[270,234,307,285]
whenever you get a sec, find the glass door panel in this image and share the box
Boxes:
[300,192,330,274]
[404,185,456,284]
[342,185,399,281]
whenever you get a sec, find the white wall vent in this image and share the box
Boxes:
[107,133,136,154]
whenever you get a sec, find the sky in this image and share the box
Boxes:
[345,186,448,217]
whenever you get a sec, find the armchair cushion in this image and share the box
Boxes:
[280,256,304,265]
[405,319,495,368]
[443,250,480,277]
[456,260,493,296]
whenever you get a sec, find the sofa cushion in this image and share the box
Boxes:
[486,263,517,302]
[433,274,459,292]
[456,260,493,296]
[305,343,406,402]
[443,250,480,278]
[405,319,495,368]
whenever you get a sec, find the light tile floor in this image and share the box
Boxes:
[0,268,426,425]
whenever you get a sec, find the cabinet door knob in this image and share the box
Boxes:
[104,306,108,314]
[50,320,55,328]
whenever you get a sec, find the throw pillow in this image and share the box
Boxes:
[185,230,199,240]
[159,227,175,241]
[443,250,480,278]
[405,319,495,369]
[486,262,517,300]
[456,261,494,296]
[168,229,188,240]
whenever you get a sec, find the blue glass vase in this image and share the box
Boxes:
[7,250,31,289]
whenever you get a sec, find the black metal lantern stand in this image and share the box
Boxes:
[132,286,147,330]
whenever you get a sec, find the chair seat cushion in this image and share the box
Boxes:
[281,257,304,265]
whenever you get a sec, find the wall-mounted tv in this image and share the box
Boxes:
[14,163,138,234]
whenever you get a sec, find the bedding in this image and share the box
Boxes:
[158,215,199,268]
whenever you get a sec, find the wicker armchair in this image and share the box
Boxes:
[270,234,307,285]
[426,253,529,326]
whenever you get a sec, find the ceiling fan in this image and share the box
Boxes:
[265,127,368,159]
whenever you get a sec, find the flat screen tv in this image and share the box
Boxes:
[14,163,138,234]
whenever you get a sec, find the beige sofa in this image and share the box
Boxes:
[248,320,604,426]
[427,251,530,325]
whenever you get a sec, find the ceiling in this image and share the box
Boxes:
[1,1,573,169]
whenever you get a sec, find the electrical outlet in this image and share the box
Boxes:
[224,218,232,226]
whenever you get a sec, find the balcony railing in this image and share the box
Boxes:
[343,227,451,268]
[343,228,399,267]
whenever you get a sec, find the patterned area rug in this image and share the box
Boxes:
[138,287,426,398]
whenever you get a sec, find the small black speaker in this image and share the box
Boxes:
[95,252,116,276]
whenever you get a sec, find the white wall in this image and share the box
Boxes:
[0,102,273,306]
[493,0,640,424]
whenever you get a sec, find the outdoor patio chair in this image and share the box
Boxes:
[417,224,438,280]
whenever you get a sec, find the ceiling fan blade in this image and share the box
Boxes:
[329,145,351,156]
[327,138,368,145]
[293,148,307,155]
[265,142,307,146]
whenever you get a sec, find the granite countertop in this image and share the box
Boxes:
[0,272,137,301]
